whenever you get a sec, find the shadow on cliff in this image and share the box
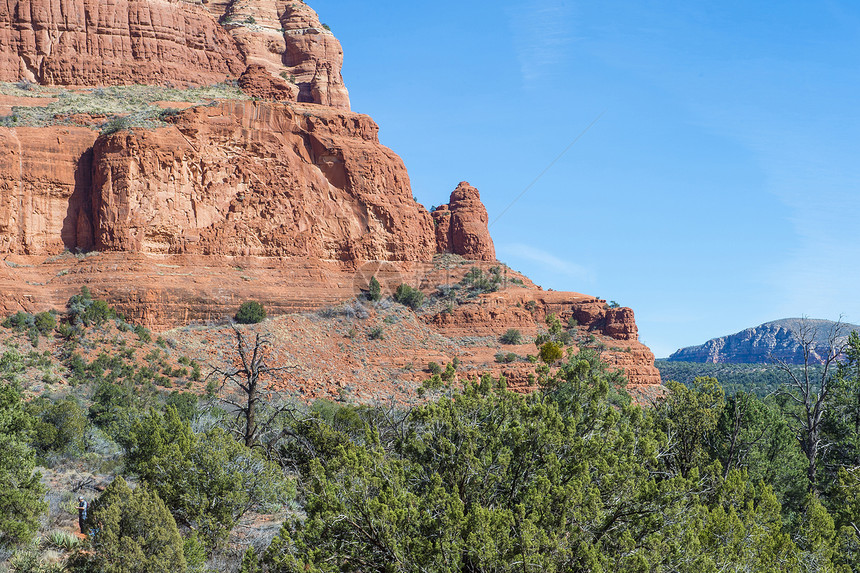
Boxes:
[61,148,95,252]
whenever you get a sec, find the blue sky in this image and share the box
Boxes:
[313,0,860,358]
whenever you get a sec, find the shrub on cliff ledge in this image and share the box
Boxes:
[368,276,382,302]
[393,284,424,310]
[235,301,266,324]
[539,341,564,364]
[500,328,523,345]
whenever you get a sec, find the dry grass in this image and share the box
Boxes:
[0,82,249,130]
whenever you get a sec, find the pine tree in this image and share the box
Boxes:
[368,276,382,302]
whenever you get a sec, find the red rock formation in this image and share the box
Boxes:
[238,64,298,100]
[432,204,453,253]
[209,1,351,109]
[279,2,350,110]
[0,0,351,109]
[0,1,660,396]
[432,182,495,261]
[0,0,246,86]
[91,100,435,261]
[0,126,97,254]
[428,285,661,387]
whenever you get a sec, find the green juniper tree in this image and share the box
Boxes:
[367,276,382,302]
[70,477,186,573]
[0,381,46,547]
[123,406,291,546]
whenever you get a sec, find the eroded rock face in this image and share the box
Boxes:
[0,126,97,254]
[0,0,246,86]
[238,63,298,100]
[432,182,495,261]
[92,100,435,260]
[428,286,660,387]
[0,0,350,109]
[279,2,350,109]
[0,0,660,395]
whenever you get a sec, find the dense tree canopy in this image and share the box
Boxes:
[123,406,292,546]
[261,347,860,572]
[4,292,860,572]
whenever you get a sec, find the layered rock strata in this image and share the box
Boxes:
[0,0,246,86]
[0,0,349,109]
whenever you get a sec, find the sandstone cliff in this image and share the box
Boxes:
[0,0,245,86]
[0,125,97,254]
[92,100,434,260]
[0,0,349,109]
[208,0,350,109]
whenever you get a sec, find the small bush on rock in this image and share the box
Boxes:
[393,284,424,310]
[495,352,518,364]
[500,328,522,345]
[235,301,266,324]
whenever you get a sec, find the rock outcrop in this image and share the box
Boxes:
[91,100,434,260]
[279,2,350,110]
[0,126,98,254]
[0,0,350,109]
[238,63,298,101]
[209,1,350,109]
[667,318,859,364]
[432,182,495,261]
[0,0,246,86]
[427,285,660,387]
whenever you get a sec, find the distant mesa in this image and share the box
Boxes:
[667,318,860,364]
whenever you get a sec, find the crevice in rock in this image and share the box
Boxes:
[61,149,95,252]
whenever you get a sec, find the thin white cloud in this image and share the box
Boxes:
[681,64,860,328]
[498,242,594,284]
[507,0,576,85]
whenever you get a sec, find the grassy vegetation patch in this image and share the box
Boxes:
[0,82,249,131]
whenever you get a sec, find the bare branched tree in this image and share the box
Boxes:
[208,325,295,448]
[774,317,849,491]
